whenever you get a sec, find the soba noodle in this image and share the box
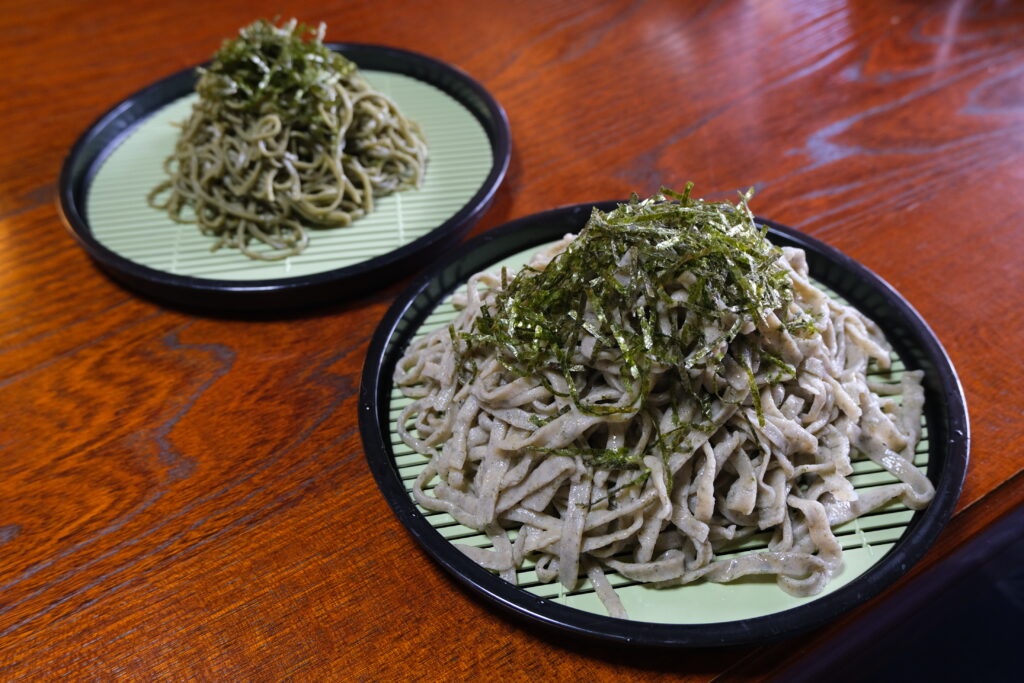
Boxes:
[395,188,934,619]
[149,19,428,261]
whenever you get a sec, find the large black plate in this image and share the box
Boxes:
[58,43,511,311]
[358,202,969,647]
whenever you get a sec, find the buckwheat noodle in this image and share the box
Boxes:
[395,209,934,620]
[149,20,428,261]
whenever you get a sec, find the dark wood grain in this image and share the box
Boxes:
[1,0,1021,679]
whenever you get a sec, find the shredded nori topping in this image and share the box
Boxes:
[195,19,356,142]
[461,185,794,421]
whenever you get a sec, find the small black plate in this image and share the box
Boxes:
[359,202,969,647]
[58,43,511,311]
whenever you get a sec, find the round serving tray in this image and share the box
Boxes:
[358,202,969,647]
[58,43,510,311]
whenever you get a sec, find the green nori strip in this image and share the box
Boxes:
[533,446,645,470]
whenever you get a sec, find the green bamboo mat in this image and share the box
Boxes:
[86,71,492,280]
[387,243,930,624]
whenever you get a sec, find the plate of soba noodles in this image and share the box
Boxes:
[359,186,968,646]
[59,19,509,310]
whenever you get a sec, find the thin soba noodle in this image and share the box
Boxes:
[395,188,933,619]
[149,19,428,261]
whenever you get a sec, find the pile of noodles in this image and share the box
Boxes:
[394,192,934,619]
[149,19,428,261]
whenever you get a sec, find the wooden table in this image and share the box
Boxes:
[2,0,1021,678]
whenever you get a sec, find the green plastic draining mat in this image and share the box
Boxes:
[86,71,491,280]
[387,242,930,624]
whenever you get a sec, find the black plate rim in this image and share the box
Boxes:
[57,42,511,310]
[358,202,969,647]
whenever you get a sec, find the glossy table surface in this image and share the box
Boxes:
[1,0,1022,678]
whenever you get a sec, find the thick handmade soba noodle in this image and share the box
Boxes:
[395,189,933,619]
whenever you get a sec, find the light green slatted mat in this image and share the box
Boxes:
[86,71,491,280]
[388,241,931,624]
